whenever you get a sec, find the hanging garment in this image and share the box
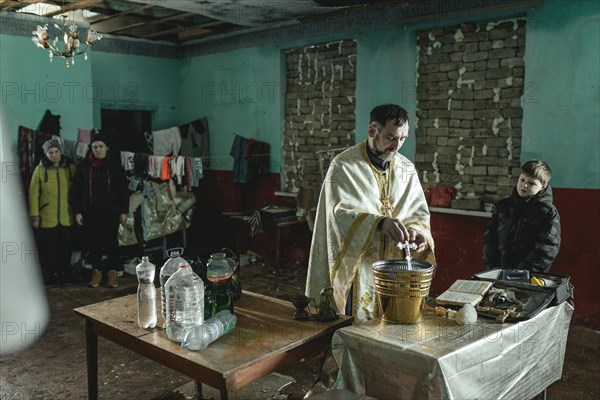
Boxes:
[180,117,210,163]
[133,153,150,178]
[147,155,163,179]
[75,143,89,160]
[230,134,249,184]
[170,156,186,185]
[160,157,171,181]
[153,127,182,156]
[120,151,135,172]
[184,157,193,192]
[190,158,203,187]
[77,128,92,144]
[37,110,61,136]
[247,140,270,183]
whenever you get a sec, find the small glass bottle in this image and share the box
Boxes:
[136,256,157,329]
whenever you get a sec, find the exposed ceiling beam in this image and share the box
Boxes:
[105,11,195,34]
[0,0,31,10]
[142,26,185,40]
[177,26,213,41]
[142,19,222,40]
[44,0,103,17]
[0,0,42,3]
[89,3,155,24]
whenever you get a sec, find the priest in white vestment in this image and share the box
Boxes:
[306,104,436,323]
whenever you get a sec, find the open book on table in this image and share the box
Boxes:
[436,279,494,306]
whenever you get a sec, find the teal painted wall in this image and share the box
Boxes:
[0,34,93,142]
[522,0,600,188]
[354,27,418,158]
[0,19,180,145]
[92,52,180,130]
[179,47,284,172]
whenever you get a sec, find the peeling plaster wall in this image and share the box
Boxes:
[415,19,527,210]
[282,40,357,195]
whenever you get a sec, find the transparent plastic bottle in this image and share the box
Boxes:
[159,248,190,320]
[181,310,237,351]
[164,263,204,342]
[136,256,157,329]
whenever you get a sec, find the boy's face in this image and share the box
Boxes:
[517,173,546,198]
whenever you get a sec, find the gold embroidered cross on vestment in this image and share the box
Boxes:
[380,196,393,216]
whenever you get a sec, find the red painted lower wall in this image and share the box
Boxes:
[552,188,600,328]
[191,171,599,329]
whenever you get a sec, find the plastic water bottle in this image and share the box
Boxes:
[136,256,157,329]
[181,310,237,351]
[164,263,204,342]
[159,248,190,320]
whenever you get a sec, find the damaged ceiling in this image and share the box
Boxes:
[0,0,388,43]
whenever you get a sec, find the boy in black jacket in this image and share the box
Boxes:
[483,160,561,273]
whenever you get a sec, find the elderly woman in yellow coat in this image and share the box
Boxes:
[29,138,76,286]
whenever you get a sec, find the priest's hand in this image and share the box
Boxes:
[380,217,410,243]
[409,230,428,252]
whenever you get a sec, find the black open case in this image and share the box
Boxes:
[470,269,574,323]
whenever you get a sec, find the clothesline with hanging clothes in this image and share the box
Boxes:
[119,151,203,191]
[151,117,210,160]
[44,134,204,192]
[87,117,210,162]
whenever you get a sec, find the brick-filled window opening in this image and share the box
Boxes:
[415,19,526,210]
[283,40,357,203]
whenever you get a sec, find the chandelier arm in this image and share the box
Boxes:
[31,10,102,66]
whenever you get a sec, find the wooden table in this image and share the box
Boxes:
[74,290,352,400]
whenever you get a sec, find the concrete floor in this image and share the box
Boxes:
[1,261,598,400]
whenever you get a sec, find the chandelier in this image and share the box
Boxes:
[31,14,102,68]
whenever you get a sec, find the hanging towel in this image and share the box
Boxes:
[77,128,92,144]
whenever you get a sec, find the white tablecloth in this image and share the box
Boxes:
[331,302,573,400]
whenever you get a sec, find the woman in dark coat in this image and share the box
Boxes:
[71,132,129,288]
